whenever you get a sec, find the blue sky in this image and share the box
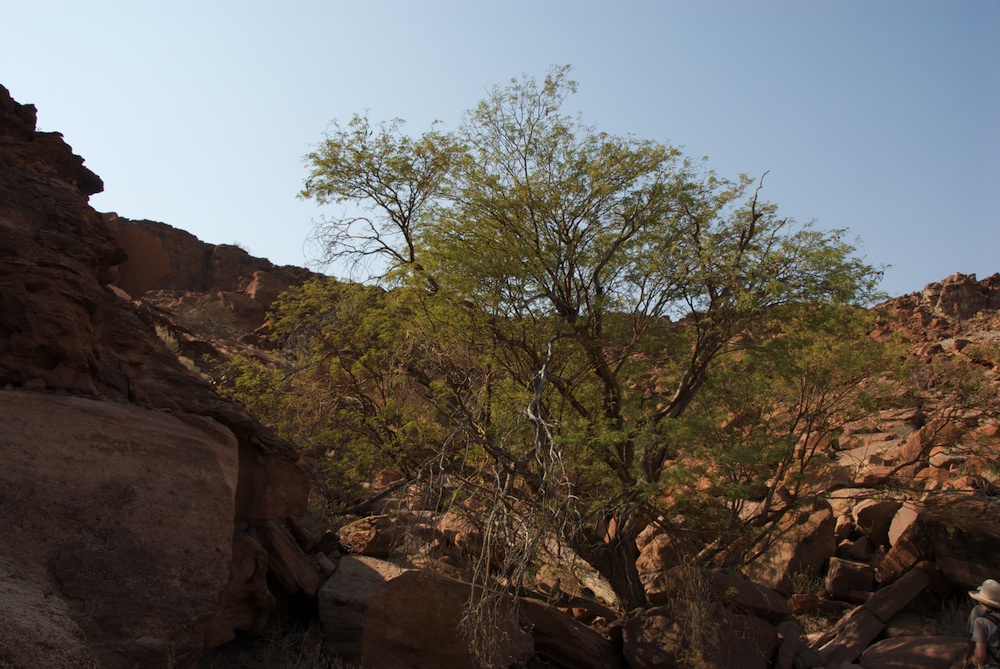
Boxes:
[3,0,997,297]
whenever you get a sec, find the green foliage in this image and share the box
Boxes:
[220,278,460,500]
[291,65,891,606]
[301,114,463,282]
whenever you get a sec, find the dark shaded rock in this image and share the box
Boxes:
[0,392,237,668]
[0,556,97,669]
[0,83,309,666]
[859,635,966,669]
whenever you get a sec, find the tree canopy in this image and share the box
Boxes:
[286,66,888,616]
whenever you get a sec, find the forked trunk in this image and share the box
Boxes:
[573,516,649,613]
[608,521,647,612]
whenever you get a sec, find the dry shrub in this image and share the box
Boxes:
[660,560,733,667]
[198,625,346,669]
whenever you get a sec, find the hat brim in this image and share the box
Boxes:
[970,591,1000,609]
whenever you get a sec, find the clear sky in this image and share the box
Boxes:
[3,0,997,297]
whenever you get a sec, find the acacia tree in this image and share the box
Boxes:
[301,66,884,610]
[302,114,463,283]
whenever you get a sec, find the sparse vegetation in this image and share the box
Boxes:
[199,626,348,669]
[787,568,824,596]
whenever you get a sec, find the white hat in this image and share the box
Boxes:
[970,579,1000,609]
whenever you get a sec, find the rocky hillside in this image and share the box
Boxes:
[2,83,998,669]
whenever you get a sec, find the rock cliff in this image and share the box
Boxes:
[108,214,314,306]
[0,83,308,668]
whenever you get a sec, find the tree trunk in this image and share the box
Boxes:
[573,516,648,612]
[607,519,648,611]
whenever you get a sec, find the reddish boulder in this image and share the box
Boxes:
[362,570,532,669]
[706,570,790,623]
[317,555,411,663]
[788,593,820,615]
[636,532,683,575]
[888,501,921,547]
[859,635,966,669]
[744,500,836,594]
[877,496,1000,589]
[338,514,410,557]
[0,391,238,668]
[854,498,901,549]
[825,557,875,601]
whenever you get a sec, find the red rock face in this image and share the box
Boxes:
[1,92,124,396]
[874,272,1000,344]
[108,214,315,303]
[0,83,308,666]
[0,392,239,668]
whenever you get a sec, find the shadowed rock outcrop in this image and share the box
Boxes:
[0,83,308,668]
[0,392,238,667]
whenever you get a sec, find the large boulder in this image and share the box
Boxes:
[317,555,411,663]
[922,496,1000,589]
[825,557,876,601]
[337,514,410,557]
[636,532,684,575]
[876,496,1000,589]
[0,391,238,668]
[887,501,921,547]
[853,498,902,549]
[362,570,533,669]
[744,500,836,594]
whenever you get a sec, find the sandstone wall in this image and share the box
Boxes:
[0,83,308,667]
[0,392,238,668]
[107,214,315,305]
